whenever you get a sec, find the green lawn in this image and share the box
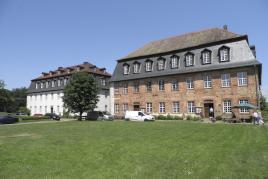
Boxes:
[0,121,268,179]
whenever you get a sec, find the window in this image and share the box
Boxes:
[123,103,128,112]
[133,62,140,73]
[221,73,231,87]
[115,104,119,114]
[239,99,249,113]
[171,80,179,91]
[105,91,108,98]
[39,106,42,113]
[57,79,61,86]
[123,83,128,94]
[36,82,39,89]
[157,58,165,70]
[219,46,230,62]
[223,100,232,113]
[44,106,47,113]
[186,78,194,89]
[46,81,49,88]
[123,64,130,75]
[146,81,152,92]
[52,81,55,88]
[146,103,152,113]
[171,56,179,68]
[158,80,165,91]
[201,49,211,64]
[45,94,47,100]
[133,82,139,93]
[203,74,212,88]
[172,102,180,113]
[57,106,60,114]
[114,82,119,94]
[187,101,195,113]
[145,60,153,72]
[185,53,194,67]
[100,78,106,86]
[64,78,68,86]
[159,102,165,113]
[237,72,247,86]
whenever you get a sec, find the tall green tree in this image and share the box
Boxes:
[11,87,28,112]
[260,93,266,111]
[63,72,99,120]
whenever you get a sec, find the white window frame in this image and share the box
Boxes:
[123,65,130,75]
[187,101,195,113]
[123,103,128,112]
[145,61,153,72]
[158,59,165,70]
[239,99,249,113]
[204,74,212,88]
[221,73,231,87]
[220,48,229,62]
[171,56,179,68]
[146,102,152,113]
[115,104,119,114]
[158,80,165,91]
[159,102,165,113]
[223,100,232,113]
[237,72,247,86]
[133,63,140,73]
[186,78,194,89]
[172,102,180,113]
[185,54,194,67]
[202,51,211,64]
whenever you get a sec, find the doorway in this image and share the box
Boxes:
[204,101,214,118]
[133,103,140,111]
[50,106,54,114]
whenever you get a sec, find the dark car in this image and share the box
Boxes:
[0,115,19,124]
[86,111,114,121]
[45,113,60,121]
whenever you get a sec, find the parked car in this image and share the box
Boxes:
[0,115,19,124]
[86,111,113,121]
[125,111,155,121]
[44,113,61,121]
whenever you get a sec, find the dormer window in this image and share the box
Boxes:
[145,60,153,72]
[185,52,194,67]
[133,62,141,74]
[201,49,212,64]
[219,46,230,62]
[170,55,179,69]
[36,82,39,89]
[157,57,166,70]
[123,63,130,75]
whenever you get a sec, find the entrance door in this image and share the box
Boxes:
[204,102,214,118]
[50,106,54,113]
[134,105,140,111]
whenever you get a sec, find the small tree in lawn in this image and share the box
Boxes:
[63,72,99,120]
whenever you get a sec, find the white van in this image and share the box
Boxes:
[125,111,155,121]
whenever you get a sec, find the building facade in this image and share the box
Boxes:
[110,27,262,118]
[27,62,111,115]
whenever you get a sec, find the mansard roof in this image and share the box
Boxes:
[32,62,111,81]
[119,28,245,61]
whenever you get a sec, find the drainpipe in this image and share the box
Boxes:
[253,64,259,109]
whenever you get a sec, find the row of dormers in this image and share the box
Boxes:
[122,46,230,75]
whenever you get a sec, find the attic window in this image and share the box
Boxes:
[133,62,141,74]
[157,57,166,70]
[170,55,179,68]
[201,49,212,65]
[185,52,194,67]
[219,46,230,62]
[145,60,153,72]
[123,63,130,75]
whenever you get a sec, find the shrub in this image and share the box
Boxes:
[155,115,183,120]
[156,115,166,120]
[186,115,201,121]
[20,116,50,121]
[216,116,222,121]
[173,116,183,120]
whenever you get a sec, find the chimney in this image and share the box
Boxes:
[250,45,256,58]
[223,25,228,30]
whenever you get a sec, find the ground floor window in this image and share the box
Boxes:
[159,102,165,113]
[172,102,180,113]
[239,99,249,113]
[187,101,195,113]
[223,100,232,113]
[115,104,119,114]
[146,102,152,113]
[123,103,128,112]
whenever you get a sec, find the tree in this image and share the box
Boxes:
[260,93,266,111]
[0,80,5,89]
[63,72,99,120]
[11,87,28,112]
[0,88,14,112]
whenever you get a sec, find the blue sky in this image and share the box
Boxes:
[0,0,267,97]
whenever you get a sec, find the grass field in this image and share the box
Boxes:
[0,121,268,179]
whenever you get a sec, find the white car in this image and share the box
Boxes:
[125,111,155,121]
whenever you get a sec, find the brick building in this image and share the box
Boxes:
[110,27,262,118]
[27,62,111,116]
